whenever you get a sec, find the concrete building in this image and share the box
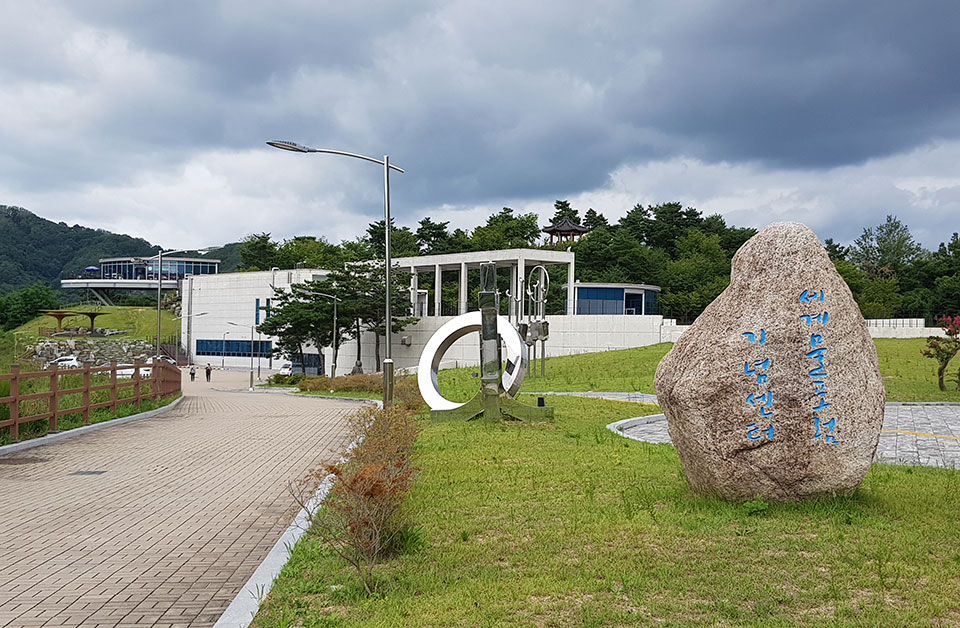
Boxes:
[61,255,220,306]
[178,248,672,375]
[182,267,328,372]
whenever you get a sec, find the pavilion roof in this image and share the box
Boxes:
[542,218,591,234]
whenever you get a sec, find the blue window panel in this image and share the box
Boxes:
[625,293,644,315]
[255,298,260,325]
[644,291,659,315]
[196,339,273,357]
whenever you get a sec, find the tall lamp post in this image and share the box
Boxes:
[147,247,214,358]
[267,140,404,404]
[228,321,256,391]
[316,292,341,378]
[221,331,229,369]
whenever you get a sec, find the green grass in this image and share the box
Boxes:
[875,338,960,402]
[253,394,960,627]
[12,305,179,343]
[250,338,960,626]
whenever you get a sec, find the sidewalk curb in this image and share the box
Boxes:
[0,396,184,457]
[607,413,667,441]
[214,400,382,628]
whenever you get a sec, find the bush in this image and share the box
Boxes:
[298,373,425,411]
[295,405,422,594]
[268,373,305,386]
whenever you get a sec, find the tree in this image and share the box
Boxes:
[848,215,924,278]
[324,261,418,372]
[238,233,277,271]
[471,208,541,250]
[256,286,319,374]
[922,316,960,391]
[582,208,609,230]
[550,200,580,225]
[823,238,848,261]
[416,217,451,255]
[275,236,342,270]
[0,284,61,331]
[366,220,420,258]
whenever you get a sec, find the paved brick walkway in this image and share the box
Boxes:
[605,397,960,469]
[0,370,357,627]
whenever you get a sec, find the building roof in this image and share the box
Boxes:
[542,218,590,234]
[565,281,661,292]
[99,256,221,264]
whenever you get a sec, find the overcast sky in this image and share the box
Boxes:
[2,1,960,251]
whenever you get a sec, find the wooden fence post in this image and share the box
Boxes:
[10,365,20,442]
[133,361,142,411]
[154,359,162,401]
[82,363,91,425]
[110,360,118,414]
[49,365,59,433]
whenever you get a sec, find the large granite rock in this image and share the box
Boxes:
[654,222,885,501]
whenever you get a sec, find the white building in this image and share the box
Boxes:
[182,267,328,372]
[179,249,674,376]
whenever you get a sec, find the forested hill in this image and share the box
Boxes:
[0,206,244,294]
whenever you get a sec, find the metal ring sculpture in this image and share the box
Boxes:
[417,311,527,411]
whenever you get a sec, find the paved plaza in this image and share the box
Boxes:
[609,400,960,469]
[0,370,357,627]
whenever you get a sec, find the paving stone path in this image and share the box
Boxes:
[0,370,357,628]
[556,391,960,470]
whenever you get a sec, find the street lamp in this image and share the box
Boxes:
[316,292,341,378]
[221,331,230,369]
[145,247,215,358]
[267,139,404,404]
[172,312,207,364]
[228,321,255,391]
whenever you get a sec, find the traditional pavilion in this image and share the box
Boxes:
[542,218,591,245]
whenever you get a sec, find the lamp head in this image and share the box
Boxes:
[267,140,311,153]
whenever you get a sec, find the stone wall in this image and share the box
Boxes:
[27,339,156,366]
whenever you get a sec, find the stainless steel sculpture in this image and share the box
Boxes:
[525,265,550,378]
[418,262,553,422]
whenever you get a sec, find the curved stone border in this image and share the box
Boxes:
[607,413,667,440]
[214,399,380,628]
[0,396,184,457]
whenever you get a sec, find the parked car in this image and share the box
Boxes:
[44,356,81,370]
[278,363,293,376]
[115,364,152,378]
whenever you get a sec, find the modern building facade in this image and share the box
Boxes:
[61,256,221,306]
[99,256,219,280]
[182,267,329,372]
[566,282,660,315]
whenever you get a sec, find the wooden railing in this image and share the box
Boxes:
[0,360,181,442]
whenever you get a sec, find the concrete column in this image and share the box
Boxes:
[458,262,468,314]
[517,255,525,320]
[567,258,576,315]
[434,264,442,316]
[185,277,194,364]
[410,271,419,315]
[509,264,518,321]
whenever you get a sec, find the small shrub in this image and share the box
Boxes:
[743,495,770,516]
[294,405,422,594]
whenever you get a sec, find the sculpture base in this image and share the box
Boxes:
[430,390,554,423]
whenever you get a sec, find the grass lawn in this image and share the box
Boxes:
[875,338,960,402]
[12,305,179,344]
[252,338,960,627]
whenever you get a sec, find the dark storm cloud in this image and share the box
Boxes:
[2,1,960,247]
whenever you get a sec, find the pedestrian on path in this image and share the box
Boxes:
[205,363,212,382]
[189,365,196,382]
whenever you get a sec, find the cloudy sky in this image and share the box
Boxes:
[2,1,959,251]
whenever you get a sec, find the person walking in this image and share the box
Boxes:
[205,363,212,382]
[189,365,196,382]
